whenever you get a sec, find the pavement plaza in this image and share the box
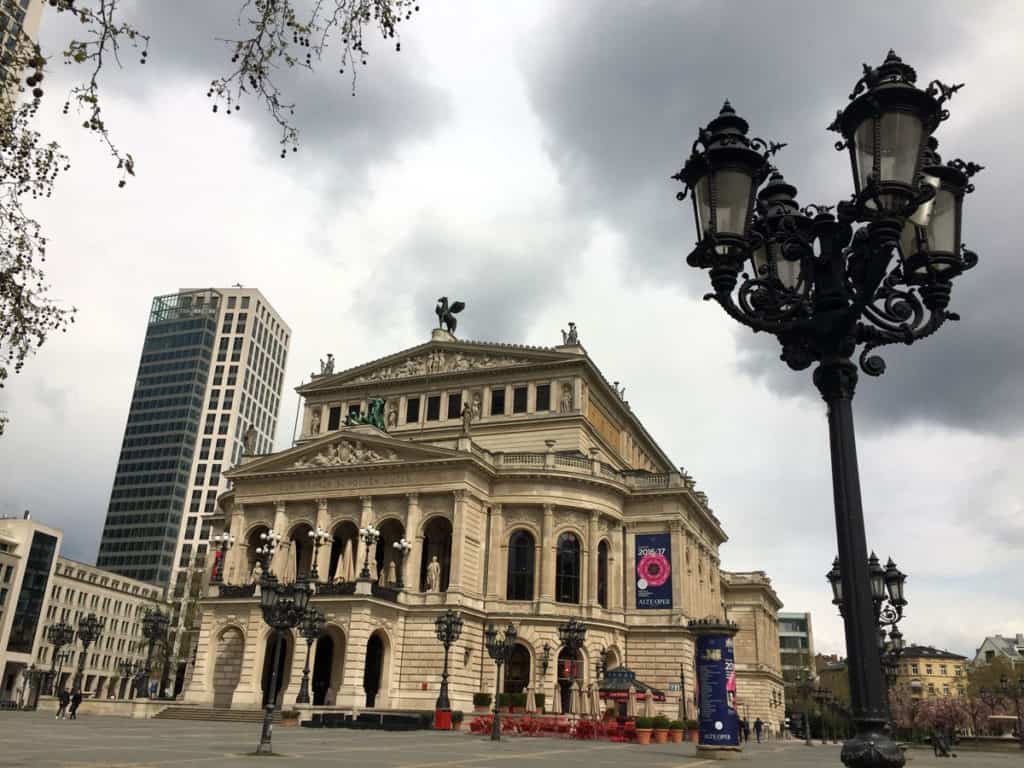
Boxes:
[0,713,1018,768]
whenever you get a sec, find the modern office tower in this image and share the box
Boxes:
[97,288,290,590]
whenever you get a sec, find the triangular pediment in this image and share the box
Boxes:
[298,338,582,394]
[227,428,466,478]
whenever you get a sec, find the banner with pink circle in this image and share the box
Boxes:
[635,532,672,609]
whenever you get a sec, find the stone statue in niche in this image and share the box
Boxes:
[249,560,263,585]
[559,383,574,413]
[561,322,579,345]
[387,558,397,586]
[461,402,473,436]
[310,409,322,435]
[385,403,398,429]
[243,424,257,454]
[426,556,442,592]
[471,392,481,420]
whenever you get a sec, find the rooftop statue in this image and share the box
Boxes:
[435,296,465,334]
[561,322,579,345]
[344,397,387,431]
[319,353,335,376]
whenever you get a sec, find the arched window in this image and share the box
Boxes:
[555,532,580,604]
[597,539,609,608]
[419,517,452,592]
[506,531,535,601]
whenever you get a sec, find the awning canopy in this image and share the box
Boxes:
[598,666,666,702]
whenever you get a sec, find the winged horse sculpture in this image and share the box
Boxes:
[435,296,465,334]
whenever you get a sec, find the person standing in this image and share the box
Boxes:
[68,690,82,720]
[754,717,763,743]
[56,689,69,719]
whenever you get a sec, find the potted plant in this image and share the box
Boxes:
[534,692,546,712]
[604,705,618,721]
[497,692,511,712]
[686,719,699,743]
[635,716,653,745]
[652,714,670,744]
[511,692,527,711]
[452,710,464,730]
[473,693,492,713]
[669,720,684,743]
[279,709,300,727]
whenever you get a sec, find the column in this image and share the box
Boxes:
[226,504,245,584]
[315,498,331,577]
[611,524,623,610]
[671,520,684,616]
[449,491,466,593]
[587,510,600,606]
[356,496,372,579]
[624,525,636,612]
[270,500,288,577]
[404,493,422,590]
[539,505,555,601]
[486,504,504,600]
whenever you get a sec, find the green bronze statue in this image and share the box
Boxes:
[344,397,387,431]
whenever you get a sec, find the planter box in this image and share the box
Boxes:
[670,730,684,743]
[653,728,668,744]
[636,728,652,745]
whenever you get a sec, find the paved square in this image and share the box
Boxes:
[0,712,1017,767]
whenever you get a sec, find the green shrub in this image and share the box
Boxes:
[473,693,492,707]
[635,716,653,729]
[452,710,464,724]
[685,719,699,730]
[511,692,527,709]
[534,692,546,709]
[280,709,300,719]
[652,715,671,729]
[669,720,684,730]
[497,692,511,708]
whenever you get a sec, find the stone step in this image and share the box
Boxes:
[154,706,281,723]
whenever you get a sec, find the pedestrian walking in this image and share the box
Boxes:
[741,718,750,743]
[754,717,763,743]
[68,690,82,720]
[56,689,69,719]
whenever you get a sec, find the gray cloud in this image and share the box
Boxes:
[524,0,1023,435]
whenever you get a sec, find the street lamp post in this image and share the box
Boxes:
[679,662,689,723]
[211,532,236,583]
[359,525,380,580]
[71,613,104,695]
[307,527,332,582]
[816,689,834,744]
[673,50,979,768]
[796,669,815,747]
[139,608,169,698]
[434,608,464,729]
[257,530,283,571]
[392,538,412,588]
[46,622,75,695]
[484,623,518,741]
[295,607,325,705]
[256,572,311,754]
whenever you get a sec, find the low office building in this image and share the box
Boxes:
[185,326,785,726]
[896,645,968,699]
[779,611,816,688]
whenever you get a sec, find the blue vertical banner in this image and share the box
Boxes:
[635,532,672,609]
[695,633,739,747]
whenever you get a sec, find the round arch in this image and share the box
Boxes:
[363,628,392,708]
[286,521,315,580]
[312,623,347,706]
[210,625,246,708]
[329,521,359,582]
[504,642,532,695]
[419,516,452,592]
[257,627,295,708]
[555,531,582,604]
[244,524,271,579]
[506,528,536,601]
[374,518,406,586]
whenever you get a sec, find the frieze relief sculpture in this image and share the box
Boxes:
[293,439,399,469]
[348,351,526,385]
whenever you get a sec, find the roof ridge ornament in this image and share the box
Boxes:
[435,296,465,335]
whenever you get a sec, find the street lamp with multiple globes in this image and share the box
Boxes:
[307,526,332,581]
[359,524,380,580]
[139,608,169,698]
[673,50,980,768]
[257,530,283,568]
[256,572,311,754]
[295,607,325,705]
[484,623,518,741]
[71,613,104,695]
[392,538,412,588]
[211,531,236,583]
[558,618,588,695]
[46,622,75,694]
[433,608,464,728]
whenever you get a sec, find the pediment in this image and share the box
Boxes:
[299,340,581,394]
[227,428,465,478]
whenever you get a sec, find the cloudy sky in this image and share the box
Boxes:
[2,0,1021,658]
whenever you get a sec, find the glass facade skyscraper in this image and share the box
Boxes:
[97,288,290,589]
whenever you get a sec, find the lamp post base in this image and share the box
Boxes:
[434,708,452,730]
[841,730,905,768]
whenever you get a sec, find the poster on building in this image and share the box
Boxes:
[695,634,739,747]
[635,532,672,609]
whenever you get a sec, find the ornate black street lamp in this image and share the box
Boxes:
[434,609,463,716]
[139,608,169,698]
[211,531,236,583]
[673,51,979,768]
[71,613,104,695]
[359,524,380,580]
[307,527,332,582]
[540,642,551,677]
[257,572,311,754]
[392,538,412,588]
[484,623,518,741]
[295,607,325,705]
[679,662,689,723]
[257,530,283,568]
[558,617,587,694]
[46,622,75,695]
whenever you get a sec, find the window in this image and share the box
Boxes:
[236,313,247,333]
[597,539,609,608]
[199,439,211,460]
[184,518,197,539]
[490,387,506,416]
[535,383,551,411]
[241,296,250,308]
[195,465,206,485]
[447,392,462,420]
[227,296,236,309]
[513,386,528,413]
[942,685,950,696]
[925,664,933,675]
[555,532,580,604]
[214,439,225,460]
[189,490,202,513]
[911,664,919,675]
[405,397,420,423]
[227,366,238,386]
[506,531,535,601]
[221,313,233,334]
[208,389,220,410]
[231,337,243,362]
[939,664,947,676]
[426,395,441,421]
[328,406,342,431]
[2,565,11,583]
[954,666,962,677]
[213,366,224,385]
[347,403,362,419]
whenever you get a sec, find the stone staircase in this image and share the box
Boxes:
[154,705,281,723]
